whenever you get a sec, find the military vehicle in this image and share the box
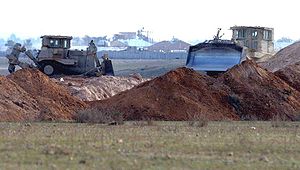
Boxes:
[21,35,114,76]
[186,28,245,76]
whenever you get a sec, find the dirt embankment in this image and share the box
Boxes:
[0,76,40,121]
[261,42,300,72]
[274,62,300,92]
[89,67,239,121]
[1,60,299,122]
[89,60,300,121]
[220,60,300,120]
[0,68,86,121]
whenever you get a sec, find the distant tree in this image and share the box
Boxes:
[8,34,21,42]
[4,40,15,53]
[23,39,32,49]
[72,37,83,46]
[82,35,92,45]
[5,40,15,47]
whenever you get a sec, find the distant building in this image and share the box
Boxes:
[230,26,274,59]
[113,32,137,40]
[110,40,128,47]
[147,38,190,52]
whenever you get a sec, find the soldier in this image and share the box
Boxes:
[87,40,101,68]
[101,53,114,76]
[6,43,26,73]
[88,40,97,54]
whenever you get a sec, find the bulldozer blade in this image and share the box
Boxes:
[186,44,243,72]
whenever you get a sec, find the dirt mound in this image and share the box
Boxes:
[0,76,40,121]
[89,67,239,121]
[7,68,86,121]
[89,60,300,121]
[55,75,147,101]
[220,60,300,120]
[274,61,300,92]
[261,42,300,72]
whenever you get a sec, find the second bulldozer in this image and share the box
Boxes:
[186,28,245,76]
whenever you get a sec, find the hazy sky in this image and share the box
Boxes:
[0,0,299,41]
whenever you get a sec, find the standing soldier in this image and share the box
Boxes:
[87,40,101,67]
[6,43,26,73]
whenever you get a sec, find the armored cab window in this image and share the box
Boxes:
[55,40,59,46]
[251,30,258,38]
[49,39,61,48]
[50,39,55,46]
[237,29,246,38]
[263,30,272,40]
[63,40,69,48]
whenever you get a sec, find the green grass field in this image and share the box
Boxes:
[0,121,299,170]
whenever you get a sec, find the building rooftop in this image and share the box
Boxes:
[230,26,273,31]
[40,35,73,39]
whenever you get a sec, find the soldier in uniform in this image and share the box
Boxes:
[6,43,26,73]
[88,40,97,54]
[87,40,101,67]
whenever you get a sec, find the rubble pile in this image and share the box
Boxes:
[0,68,86,121]
[90,60,300,121]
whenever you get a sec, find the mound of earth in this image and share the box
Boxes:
[0,76,40,121]
[89,60,300,121]
[220,60,300,120]
[6,68,86,121]
[261,42,300,72]
[89,67,239,121]
[274,61,300,92]
[55,74,147,101]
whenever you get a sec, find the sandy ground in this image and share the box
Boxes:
[0,57,185,78]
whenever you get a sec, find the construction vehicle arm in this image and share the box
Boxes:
[25,50,41,68]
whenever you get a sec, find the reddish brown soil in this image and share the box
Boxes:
[220,60,300,120]
[0,76,40,121]
[90,67,239,121]
[90,60,300,121]
[1,62,299,122]
[0,68,87,121]
[274,61,300,92]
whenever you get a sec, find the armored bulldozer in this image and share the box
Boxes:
[186,28,245,76]
[21,35,114,76]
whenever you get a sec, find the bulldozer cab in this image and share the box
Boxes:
[41,35,72,49]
